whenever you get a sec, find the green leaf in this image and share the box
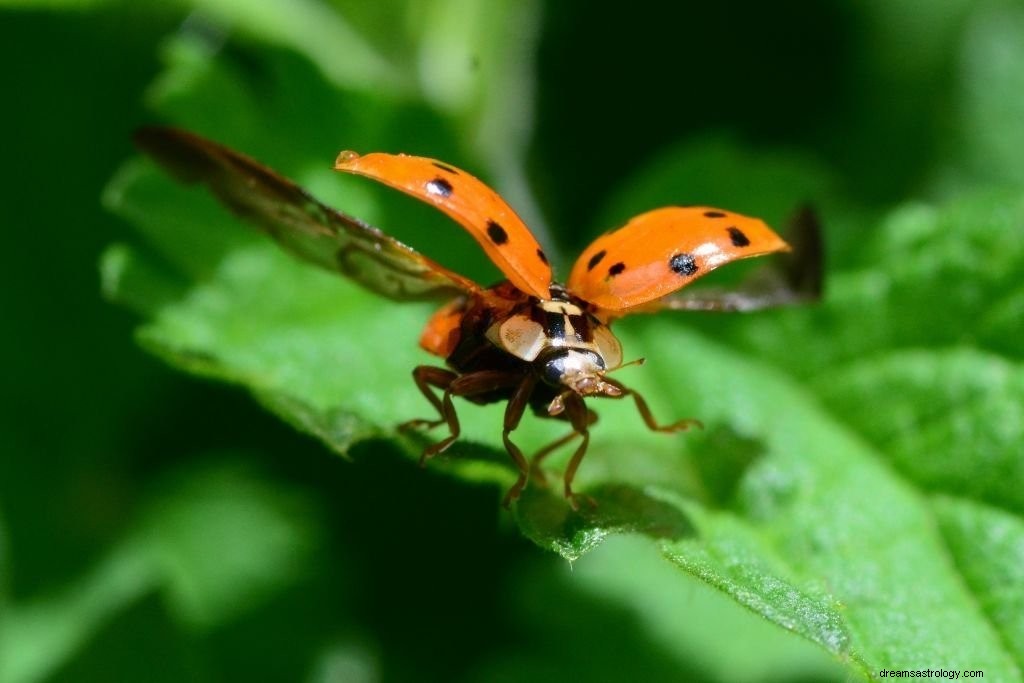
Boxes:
[472,535,849,683]
[933,495,1024,655]
[686,190,1024,382]
[103,16,1024,679]
[815,348,1024,514]
[635,324,1020,675]
[514,483,696,561]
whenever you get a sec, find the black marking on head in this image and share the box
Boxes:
[704,211,727,218]
[487,220,509,245]
[537,248,548,264]
[431,161,459,174]
[670,253,699,276]
[545,312,567,340]
[608,262,626,277]
[727,226,750,247]
[426,177,453,197]
[587,250,607,271]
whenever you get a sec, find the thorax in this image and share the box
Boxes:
[423,281,623,378]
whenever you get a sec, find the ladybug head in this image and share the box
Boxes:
[540,348,622,410]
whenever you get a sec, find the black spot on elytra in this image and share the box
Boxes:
[608,262,626,277]
[587,250,607,271]
[537,248,548,264]
[426,177,453,197]
[431,161,459,175]
[487,220,509,245]
[704,211,727,218]
[727,226,750,247]
[670,253,698,276]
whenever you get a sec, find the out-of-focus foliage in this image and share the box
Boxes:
[2,1,1022,681]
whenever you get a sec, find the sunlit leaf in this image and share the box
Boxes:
[95,11,1024,681]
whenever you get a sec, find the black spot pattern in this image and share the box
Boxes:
[587,250,607,271]
[487,220,509,245]
[727,226,750,247]
[536,248,549,264]
[608,262,626,276]
[426,177,453,197]
[431,161,459,174]
[670,253,698,276]
[704,211,727,218]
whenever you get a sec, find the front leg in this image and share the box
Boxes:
[604,377,703,433]
[560,392,598,509]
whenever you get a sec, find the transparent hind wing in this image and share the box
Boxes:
[135,127,480,301]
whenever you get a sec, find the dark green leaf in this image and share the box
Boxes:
[0,461,319,683]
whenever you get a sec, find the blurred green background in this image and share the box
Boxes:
[2,1,1023,682]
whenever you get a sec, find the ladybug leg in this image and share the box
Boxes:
[399,365,459,434]
[530,408,598,485]
[604,377,703,433]
[399,366,464,465]
[422,369,524,467]
[499,373,539,508]
[419,390,460,463]
[560,394,597,510]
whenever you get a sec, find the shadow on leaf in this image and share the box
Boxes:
[686,424,769,509]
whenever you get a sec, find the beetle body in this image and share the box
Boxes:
[135,127,821,508]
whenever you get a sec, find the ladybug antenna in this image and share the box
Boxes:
[609,357,646,373]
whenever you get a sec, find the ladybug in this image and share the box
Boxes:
[135,128,821,508]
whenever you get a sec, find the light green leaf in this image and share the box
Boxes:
[815,348,1024,513]
[636,323,1019,675]
[933,495,1024,656]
